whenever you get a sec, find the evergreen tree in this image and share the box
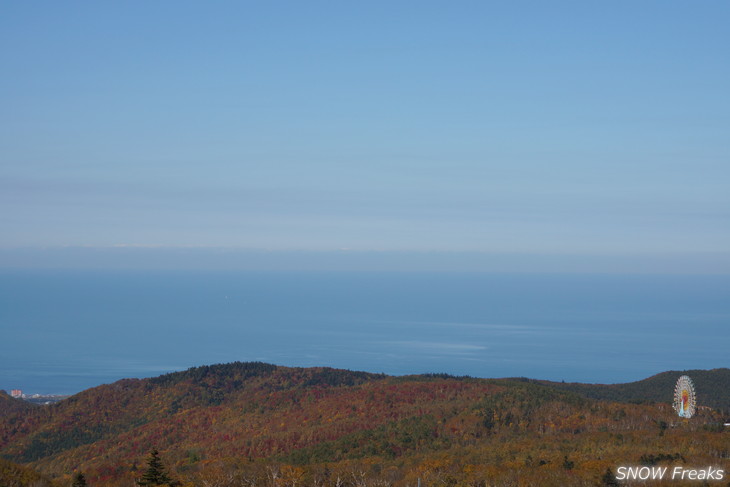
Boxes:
[137,449,179,487]
[601,468,619,487]
[72,472,87,487]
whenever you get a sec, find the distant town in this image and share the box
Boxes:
[10,389,70,405]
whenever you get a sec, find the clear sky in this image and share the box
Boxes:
[2,2,729,272]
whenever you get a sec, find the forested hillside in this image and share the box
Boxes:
[0,457,53,487]
[0,391,36,416]
[538,368,730,413]
[1,363,728,487]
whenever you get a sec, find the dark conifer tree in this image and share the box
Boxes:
[601,468,619,487]
[136,449,179,487]
[71,472,87,487]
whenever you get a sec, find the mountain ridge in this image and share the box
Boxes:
[535,368,730,412]
[1,362,728,487]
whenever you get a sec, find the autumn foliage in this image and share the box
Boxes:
[0,363,728,487]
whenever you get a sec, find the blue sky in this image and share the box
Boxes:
[2,2,729,271]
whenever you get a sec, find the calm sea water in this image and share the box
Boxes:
[1,270,728,394]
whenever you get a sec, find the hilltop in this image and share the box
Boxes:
[0,363,728,487]
[538,368,730,413]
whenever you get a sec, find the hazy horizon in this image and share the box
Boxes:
[2,247,730,275]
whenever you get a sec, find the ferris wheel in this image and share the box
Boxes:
[673,375,697,419]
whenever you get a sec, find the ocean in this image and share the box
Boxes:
[1,270,728,395]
